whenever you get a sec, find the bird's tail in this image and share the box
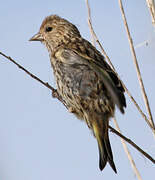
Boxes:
[93,119,117,173]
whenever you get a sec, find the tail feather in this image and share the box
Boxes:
[98,140,107,171]
[93,121,117,173]
[103,134,117,173]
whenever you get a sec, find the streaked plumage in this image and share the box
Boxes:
[30,15,126,173]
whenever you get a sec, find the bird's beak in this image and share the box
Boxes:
[29,32,44,42]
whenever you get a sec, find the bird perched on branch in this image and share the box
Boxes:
[30,15,126,173]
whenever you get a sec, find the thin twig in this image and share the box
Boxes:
[0,51,154,164]
[109,125,155,164]
[118,0,155,134]
[0,51,67,108]
[86,0,96,46]
[85,0,155,134]
[113,118,142,180]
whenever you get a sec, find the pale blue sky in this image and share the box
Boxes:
[0,1,155,180]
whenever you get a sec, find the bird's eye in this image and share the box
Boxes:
[45,27,53,32]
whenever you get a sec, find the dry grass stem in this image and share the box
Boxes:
[86,0,96,46]
[118,0,155,134]
[0,51,154,164]
[146,0,155,27]
[85,0,155,134]
[113,118,142,180]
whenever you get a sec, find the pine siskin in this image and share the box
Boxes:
[30,15,126,173]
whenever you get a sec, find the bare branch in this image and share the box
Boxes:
[109,125,155,164]
[0,51,67,109]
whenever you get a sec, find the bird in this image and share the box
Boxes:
[29,15,126,173]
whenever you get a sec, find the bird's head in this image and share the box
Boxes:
[29,15,81,51]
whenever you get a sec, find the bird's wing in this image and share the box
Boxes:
[55,45,126,113]
[67,38,125,91]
